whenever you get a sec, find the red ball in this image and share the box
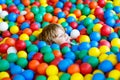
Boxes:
[32,1,40,6]
[70,22,78,29]
[13,9,20,14]
[0,43,9,53]
[15,40,26,51]
[50,57,63,66]
[60,43,71,49]
[98,0,106,8]
[94,7,104,17]
[80,28,87,35]
[100,25,111,36]
[8,5,17,12]
[32,52,43,63]
[116,20,120,23]
[63,7,70,12]
[30,23,39,31]
[2,31,11,38]
[80,63,92,75]
[83,0,91,4]
[64,2,72,8]
[99,39,111,48]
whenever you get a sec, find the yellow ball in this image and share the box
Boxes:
[84,74,93,80]
[41,3,48,7]
[71,73,84,80]
[19,33,29,40]
[91,9,95,14]
[113,0,120,6]
[46,65,58,76]
[79,15,86,21]
[58,18,66,24]
[88,47,101,57]
[0,72,10,80]
[79,35,90,43]
[99,54,108,62]
[17,50,27,58]
[68,14,77,19]
[107,54,117,65]
[0,18,3,22]
[88,14,96,20]
[93,23,102,32]
[111,27,114,33]
[39,0,47,4]
[108,69,120,80]
[32,30,41,37]
[48,75,59,80]
[111,38,120,48]
[10,25,19,34]
[93,69,104,74]
[99,45,110,54]
[58,72,64,77]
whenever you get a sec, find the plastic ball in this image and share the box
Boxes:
[0,43,9,53]
[117,53,120,62]
[13,74,25,80]
[7,12,17,22]
[92,73,105,80]
[6,46,16,54]
[60,73,70,80]
[70,22,78,29]
[57,11,66,18]
[108,32,119,41]
[83,17,93,26]
[78,42,91,51]
[101,25,111,36]
[107,54,118,65]
[37,41,47,49]
[99,45,110,54]
[48,75,59,80]
[90,41,98,47]
[25,12,34,20]
[78,35,90,43]
[104,10,114,19]
[46,5,53,13]
[64,51,76,61]
[17,15,25,24]
[99,39,111,48]
[110,46,119,54]
[84,74,93,80]
[35,13,43,22]
[0,72,10,80]
[67,64,80,74]
[66,16,76,23]
[2,30,11,38]
[19,33,29,40]
[36,75,47,80]
[7,53,18,62]
[20,22,30,30]
[10,25,19,34]
[108,69,120,80]
[43,13,52,22]
[30,23,39,31]
[81,6,90,16]
[115,63,120,71]
[0,11,8,19]
[28,60,40,71]
[106,17,115,27]
[93,23,102,32]
[44,52,55,63]
[17,51,27,58]
[15,40,26,51]
[71,73,84,80]
[10,65,22,75]
[40,45,52,54]
[31,6,39,14]
[78,50,88,60]
[90,32,101,41]
[21,70,34,80]
[0,22,8,31]
[88,47,101,57]
[46,65,58,76]
[111,38,120,48]
[16,58,28,68]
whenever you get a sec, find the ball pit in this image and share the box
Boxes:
[0,0,120,80]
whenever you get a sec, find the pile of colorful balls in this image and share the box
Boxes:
[0,0,120,80]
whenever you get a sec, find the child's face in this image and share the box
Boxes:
[53,28,71,45]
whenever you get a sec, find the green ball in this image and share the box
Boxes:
[84,17,93,26]
[46,5,54,13]
[6,0,13,5]
[31,6,39,14]
[77,3,84,10]
[61,22,69,28]
[35,75,47,80]
[41,22,49,28]
[25,40,32,47]
[60,73,71,80]
[114,15,119,20]
[78,50,88,60]
[35,13,43,22]
[40,45,52,54]
[8,22,15,29]
[30,0,35,4]
[39,6,46,12]
[105,2,113,9]
[87,23,94,34]
[30,35,37,42]
[118,30,120,37]
[110,46,119,54]
[61,46,71,55]
[106,78,115,80]
[7,53,18,62]
[87,56,99,68]
[27,44,39,53]
[70,0,76,3]
[17,4,25,12]
[44,52,55,63]
[75,51,81,59]
[82,6,90,16]
[101,36,107,40]
[70,7,76,13]
[16,58,28,68]
[0,59,9,71]
[0,56,1,60]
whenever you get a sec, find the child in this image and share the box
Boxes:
[39,23,71,45]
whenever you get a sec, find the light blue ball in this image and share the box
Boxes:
[8,12,17,22]
[90,41,98,47]
[92,73,106,80]
[64,51,76,61]
[78,42,91,51]
[56,1,64,8]
[90,32,101,41]
[57,12,66,18]
[20,22,30,30]
[13,74,25,80]
[22,70,34,80]
[10,65,22,75]
[106,17,115,27]
[108,32,118,41]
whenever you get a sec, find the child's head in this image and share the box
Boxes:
[39,23,71,45]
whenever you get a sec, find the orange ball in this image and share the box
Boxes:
[23,28,32,36]
[53,50,62,58]
[50,0,59,3]
[25,12,34,20]
[43,13,53,22]
[1,4,7,10]
[54,8,62,15]
[37,62,48,75]
[25,8,30,13]
[67,64,80,74]
[63,10,69,17]
[28,60,40,71]
[51,16,58,23]
[22,0,30,6]
[17,15,25,23]
[2,77,11,80]
[77,0,83,4]
[5,38,15,46]
[89,1,98,9]
[73,9,81,18]
[115,63,120,71]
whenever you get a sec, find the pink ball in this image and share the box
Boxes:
[0,43,9,53]
[100,25,111,36]
[70,22,78,29]
[15,40,26,51]
[99,39,111,48]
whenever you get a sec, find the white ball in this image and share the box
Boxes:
[7,46,17,54]
[0,22,8,31]
[20,11,27,15]
[0,11,8,19]
[70,29,80,39]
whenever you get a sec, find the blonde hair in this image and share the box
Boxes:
[39,23,65,44]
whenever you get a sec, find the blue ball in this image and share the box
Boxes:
[72,4,76,8]
[113,6,120,14]
[13,74,25,80]
[106,17,115,27]
[104,10,114,19]
[0,0,6,4]
[71,45,79,52]
[58,59,71,72]
[93,18,100,24]
[65,58,73,65]
[108,32,119,41]
[66,16,76,23]
[65,26,72,35]
[106,52,114,55]
[77,25,85,31]
[57,12,66,18]
[8,12,17,22]
[10,65,22,75]
[13,0,21,5]
[82,56,90,62]
[22,70,34,80]
[64,51,76,61]
[37,41,47,49]
[50,43,60,50]
[117,52,120,62]
[11,34,19,39]
[56,1,64,8]
[98,60,113,72]
[78,42,91,51]
[114,23,120,28]
[60,0,67,3]
[90,41,98,47]
[20,22,30,30]
[28,52,36,61]
[90,32,101,41]
[92,73,105,80]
